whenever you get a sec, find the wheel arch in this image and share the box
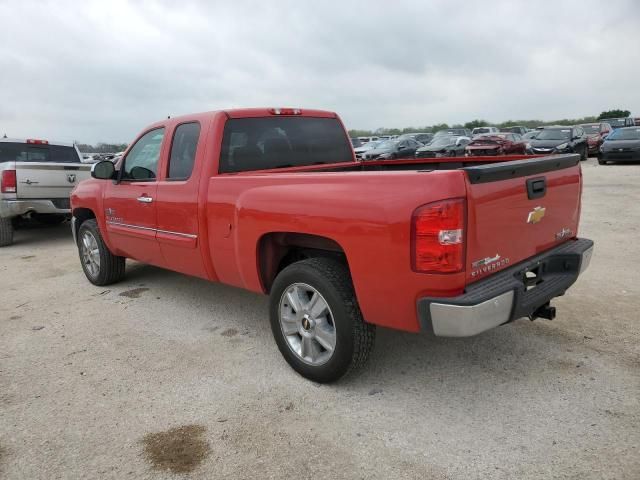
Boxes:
[257,232,349,294]
[71,207,96,242]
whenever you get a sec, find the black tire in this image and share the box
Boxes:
[0,217,14,247]
[77,219,126,286]
[598,158,607,165]
[269,257,375,383]
[580,145,588,161]
[33,213,67,225]
[449,149,457,157]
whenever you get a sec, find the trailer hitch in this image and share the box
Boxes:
[530,302,556,321]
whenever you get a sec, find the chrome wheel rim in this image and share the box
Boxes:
[278,283,337,366]
[80,231,100,278]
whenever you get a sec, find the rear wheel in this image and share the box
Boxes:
[77,219,126,285]
[0,217,14,247]
[269,258,375,383]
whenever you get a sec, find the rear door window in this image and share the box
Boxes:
[168,122,200,180]
[219,117,353,173]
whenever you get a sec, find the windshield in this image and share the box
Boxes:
[607,128,640,141]
[473,128,490,134]
[606,118,626,127]
[535,129,571,141]
[580,124,600,134]
[376,140,399,150]
[428,136,455,147]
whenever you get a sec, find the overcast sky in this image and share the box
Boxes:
[1,0,638,144]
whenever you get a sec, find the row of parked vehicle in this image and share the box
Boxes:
[350,117,637,163]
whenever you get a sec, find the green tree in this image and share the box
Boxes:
[464,119,489,130]
[598,109,631,120]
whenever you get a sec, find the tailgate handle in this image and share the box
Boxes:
[527,177,546,199]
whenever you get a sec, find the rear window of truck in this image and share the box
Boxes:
[0,142,80,163]
[219,117,353,173]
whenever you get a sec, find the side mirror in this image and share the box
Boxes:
[91,160,116,180]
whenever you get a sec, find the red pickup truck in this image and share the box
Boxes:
[70,108,593,382]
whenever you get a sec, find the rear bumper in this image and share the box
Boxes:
[417,238,594,337]
[599,152,640,162]
[0,198,71,218]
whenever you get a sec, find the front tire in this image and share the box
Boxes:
[0,217,14,247]
[269,258,375,383]
[580,145,588,161]
[77,219,125,286]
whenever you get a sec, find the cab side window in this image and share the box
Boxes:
[122,128,165,181]
[168,122,200,180]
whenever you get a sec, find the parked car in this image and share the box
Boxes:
[361,138,422,160]
[465,133,527,156]
[433,128,472,138]
[353,140,382,159]
[526,126,588,160]
[71,107,592,383]
[579,122,612,156]
[501,126,528,135]
[398,132,434,144]
[598,126,640,165]
[358,136,379,144]
[0,138,90,246]
[350,138,363,148]
[471,126,499,137]
[522,130,540,141]
[415,135,470,158]
[605,117,635,129]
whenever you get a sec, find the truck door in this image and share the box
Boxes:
[103,128,164,264]
[154,122,207,278]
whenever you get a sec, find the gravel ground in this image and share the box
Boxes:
[1,157,639,479]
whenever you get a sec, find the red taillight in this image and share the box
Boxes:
[1,170,17,194]
[411,198,465,273]
[26,139,48,144]
[268,108,301,115]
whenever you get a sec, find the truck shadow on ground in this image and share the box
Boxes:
[12,221,73,247]
[113,261,610,395]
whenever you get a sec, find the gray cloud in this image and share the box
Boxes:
[0,0,638,144]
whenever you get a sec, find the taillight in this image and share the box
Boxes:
[411,198,465,273]
[1,169,17,193]
[26,139,48,144]
[268,108,301,115]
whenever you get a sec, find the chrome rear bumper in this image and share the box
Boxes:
[0,198,70,218]
[418,239,594,337]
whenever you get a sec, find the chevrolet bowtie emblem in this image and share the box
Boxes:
[527,206,546,224]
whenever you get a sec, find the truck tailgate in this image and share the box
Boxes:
[15,162,91,199]
[463,155,581,284]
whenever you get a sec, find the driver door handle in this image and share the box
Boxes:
[137,195,153,203]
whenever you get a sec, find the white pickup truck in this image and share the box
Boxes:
[0,138,91,246]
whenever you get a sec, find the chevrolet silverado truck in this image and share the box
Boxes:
[0,138,90,246]
[70,108,593,382]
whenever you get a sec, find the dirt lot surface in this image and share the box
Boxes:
[1,158,639,479]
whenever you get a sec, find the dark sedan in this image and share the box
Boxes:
[526,126,588,161]
[465,133,526,156]
[598,127,640,164]
[415,135,470,158]
[361,138,422,160]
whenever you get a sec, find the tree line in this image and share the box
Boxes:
[348,109,632,137]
